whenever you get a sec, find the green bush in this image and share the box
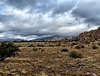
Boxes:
[0,42,20,61]
[61,49,69,52]
[69,51,83,58]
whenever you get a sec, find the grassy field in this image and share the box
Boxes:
[0,41,100,76]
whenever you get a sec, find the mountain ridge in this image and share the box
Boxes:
[32,35,67,41]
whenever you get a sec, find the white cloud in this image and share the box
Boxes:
[0,0,99,40]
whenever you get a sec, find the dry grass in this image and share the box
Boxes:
[0,41,100,76]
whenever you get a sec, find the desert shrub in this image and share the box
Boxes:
[75,45,85,49]
[69,51,83,58]
[28,44,34,47]
[75,45,81,49]
[81,45,85,48]
[33,47,38,52]
[49,45,54,47]
[97,42,100,46]
[92,45,98,49]
[71,43,78,46]
[38,48,41,50]
[61,49,69,52]
[56,43,61,46]
[0,42,20,61]
[37,44,44,47]
[44,42,47,44]
[62,45,66,47]
[17,45,22,47]
[85,41,90,44]
[41,49,44,53]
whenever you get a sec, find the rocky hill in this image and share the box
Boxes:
[60,27,100,42]
[77,27,100,42]
[68,27,100,42]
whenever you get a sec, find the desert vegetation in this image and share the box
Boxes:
[0,40,99,76]
[69,51,83,58]
[0,42,20,61]
[1,27,100,75]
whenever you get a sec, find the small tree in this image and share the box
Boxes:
[0,42,20,61]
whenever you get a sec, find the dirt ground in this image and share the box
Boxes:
[0,41,100,76]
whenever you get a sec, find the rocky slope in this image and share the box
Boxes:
[60,27,100,42]
[77,27,100,42]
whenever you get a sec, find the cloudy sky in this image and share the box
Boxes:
[0,0,100,40]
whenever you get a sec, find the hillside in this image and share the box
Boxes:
[60,27,100,42]
[77,27,100,42]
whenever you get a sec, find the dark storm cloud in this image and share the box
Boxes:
[0,14,13,22]
[53,0,77,14]
[5,0,38,9]
[5,0,77,14]
[5,0,57,13]
[72,0,100,25]
[0,0,99,40]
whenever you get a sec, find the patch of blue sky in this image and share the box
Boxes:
[0,8,4,13]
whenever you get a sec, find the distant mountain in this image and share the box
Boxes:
[32,35,67,41]
[0,35,74,42]
[0,38,24,42]
[66,36,76,39]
